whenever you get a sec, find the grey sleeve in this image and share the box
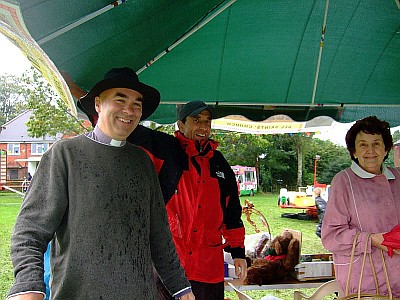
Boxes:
[147,163,190,295]
[8,143,68,297]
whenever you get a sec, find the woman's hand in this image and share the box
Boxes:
[371,232,400,255]
[371,233,387,251]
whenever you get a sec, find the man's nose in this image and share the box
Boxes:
[123,107,134,115]
[123,103,137,115]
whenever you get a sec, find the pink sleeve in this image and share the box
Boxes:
[321,171,371,257]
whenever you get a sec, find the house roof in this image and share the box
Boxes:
[0,110,59,143]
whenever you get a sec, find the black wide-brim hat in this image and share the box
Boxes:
[78,67,160,121]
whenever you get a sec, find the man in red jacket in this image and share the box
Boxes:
[165,100,247,299]
[126,100,247,300]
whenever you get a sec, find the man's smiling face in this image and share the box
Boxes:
[178,109,212,141]
[95,88,143,140]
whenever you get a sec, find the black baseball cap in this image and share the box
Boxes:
[178,101,213,120]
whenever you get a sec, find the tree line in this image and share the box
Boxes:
[0,68,86,138]
[150,123,399,193]
[217,131,352,192]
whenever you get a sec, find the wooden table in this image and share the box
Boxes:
[225,277,330,291]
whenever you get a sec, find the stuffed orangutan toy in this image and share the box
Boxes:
[244,230,300,285]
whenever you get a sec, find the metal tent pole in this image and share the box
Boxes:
[311,0,330,105]
[137,0,237,74]
[38,0,127,45]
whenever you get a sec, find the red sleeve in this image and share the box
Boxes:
[140,147,164,174]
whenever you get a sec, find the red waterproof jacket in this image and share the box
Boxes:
[129,126,245,282]
[167,132,245,283]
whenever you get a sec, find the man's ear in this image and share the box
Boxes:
[177,120,185,132]
[94,96,101,114]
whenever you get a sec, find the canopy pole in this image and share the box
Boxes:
[137,0,237,74]
[38,0,127,45]
[311,0,330,106]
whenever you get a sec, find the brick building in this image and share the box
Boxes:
[0,110,59,183]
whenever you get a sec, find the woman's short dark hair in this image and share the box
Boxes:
[345,116,393,162]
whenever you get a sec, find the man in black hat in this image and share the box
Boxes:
[62,70,247,300]
[7,68,194,300]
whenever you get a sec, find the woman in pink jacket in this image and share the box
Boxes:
[321,116,400,297]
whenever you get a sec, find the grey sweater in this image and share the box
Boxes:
[8,135,189,299]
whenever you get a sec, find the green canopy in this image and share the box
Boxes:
[1,0,399,125]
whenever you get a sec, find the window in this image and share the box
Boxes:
[245,171,255,182]
[8,169,18,180]
[7,143,20,155]
[31,143,49,155]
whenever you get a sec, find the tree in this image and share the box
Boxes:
[303,138,351,185]
[393,130,400,143]
[217,132,271,167]
[0,73,27,125]
[265,134,301,190]
[21,68,87,138]
[385,129,400,167]
[1,69,87,137]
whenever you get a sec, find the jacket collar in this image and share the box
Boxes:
[174,131,218,157]
[350,161,395,180]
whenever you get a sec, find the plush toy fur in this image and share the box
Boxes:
[244,231,300,285]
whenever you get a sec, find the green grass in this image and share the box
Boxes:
[0,192,330,299]
[0,192,23,299]
[240,194,327,253]
[224,193,332,299]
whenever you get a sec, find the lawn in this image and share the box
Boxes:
[0,191,331,300]
[0,192,23,299]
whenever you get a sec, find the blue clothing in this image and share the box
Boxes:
[44,244,51,299]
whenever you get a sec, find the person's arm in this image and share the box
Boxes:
[146,156,191,296]
[371,233,400,255]
[179,293,195,300]
[173,287,195,300]
[128,127,185,203]
[8,142,68,298]
[7,293,44,300]
[371,233,387,251]
[217,151,247,279]
[60,71,86,99]
[321,171,374,256]
[233,258,248,281]
[178,292,195,300]
[321,172,360,255]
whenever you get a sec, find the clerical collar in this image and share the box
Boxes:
[84,126,126,147]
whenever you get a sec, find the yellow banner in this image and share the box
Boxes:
[212,116,329,134]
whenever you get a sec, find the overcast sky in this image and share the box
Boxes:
[0,34,31,76]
